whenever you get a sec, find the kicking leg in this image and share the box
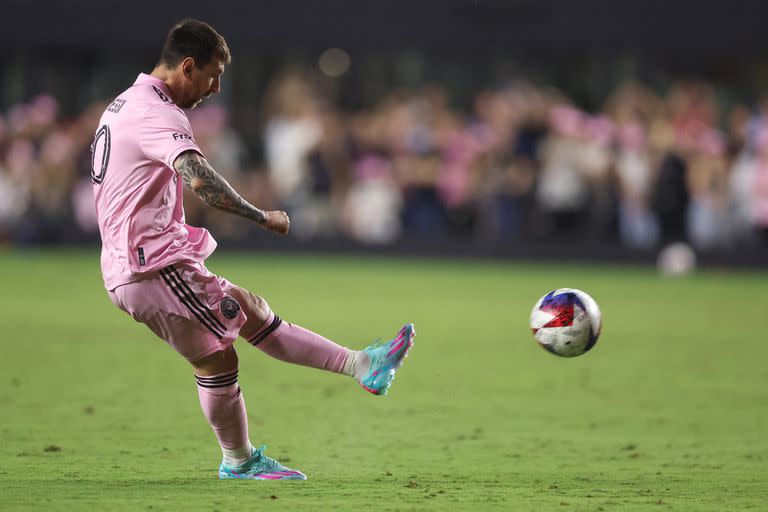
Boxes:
[227,285,361,374]
[227,285,415,395]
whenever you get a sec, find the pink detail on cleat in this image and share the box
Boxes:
[386,326,413,357]
[359,323,415,395]
[257,473,283,480]
[257,471,303,480]
[387,338,406,357]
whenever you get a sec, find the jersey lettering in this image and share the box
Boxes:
[107,98,126,114]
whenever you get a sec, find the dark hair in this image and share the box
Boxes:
[157,19,231,69]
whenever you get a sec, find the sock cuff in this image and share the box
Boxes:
[247,313,284,346]
[195,370,238,388]
[222,442,255,467]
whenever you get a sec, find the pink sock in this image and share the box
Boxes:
[247,312,348,373]
[195,370,250,455]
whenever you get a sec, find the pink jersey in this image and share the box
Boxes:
[92,73,217,290]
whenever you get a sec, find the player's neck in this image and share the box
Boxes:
[150,66,182,106]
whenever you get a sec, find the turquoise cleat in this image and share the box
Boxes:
[359,323,415,396]
[219,445,307,480]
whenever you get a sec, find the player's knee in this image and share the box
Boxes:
[192,345,239,376]
[246,293,270,322]
[229,286,271,331]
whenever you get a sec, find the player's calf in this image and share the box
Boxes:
[191,347,254,468]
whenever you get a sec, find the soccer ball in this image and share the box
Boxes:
[529,288,602,357]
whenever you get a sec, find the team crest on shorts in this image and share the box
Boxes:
[220,296,240,319]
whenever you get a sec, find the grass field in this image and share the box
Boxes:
[1,249,766,511]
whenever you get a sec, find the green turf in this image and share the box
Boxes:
[1,249,766,511]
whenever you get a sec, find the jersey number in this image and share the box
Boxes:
[91,124,111,184]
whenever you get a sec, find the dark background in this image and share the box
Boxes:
[3,1,767,55]
[5,0,768,111]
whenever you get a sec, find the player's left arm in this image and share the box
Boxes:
[173,150,289,235]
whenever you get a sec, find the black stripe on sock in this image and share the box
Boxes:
[247,315,283,345]
[196,371,238,383]
[169,266,227,333]
[196,377,239,388]
[195,371,238,388]
[159,268,224,339]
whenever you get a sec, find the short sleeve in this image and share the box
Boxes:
[139,105,204,170]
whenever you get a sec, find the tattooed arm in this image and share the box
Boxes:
[173,150,289,235]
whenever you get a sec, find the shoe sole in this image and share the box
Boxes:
[219,470,307,480]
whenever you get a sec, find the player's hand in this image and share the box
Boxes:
[263,210,290,236]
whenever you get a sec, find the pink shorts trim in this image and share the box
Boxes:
[109,261,247,362]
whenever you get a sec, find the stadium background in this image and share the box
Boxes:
[2,2,768,511]
[2,0,768,266]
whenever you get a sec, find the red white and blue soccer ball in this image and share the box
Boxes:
[529,288,602,357]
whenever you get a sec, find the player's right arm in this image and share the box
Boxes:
[173,150,290,236]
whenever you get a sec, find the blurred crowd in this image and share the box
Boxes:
[2,71,768,251]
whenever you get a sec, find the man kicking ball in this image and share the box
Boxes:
[91,18,414,480]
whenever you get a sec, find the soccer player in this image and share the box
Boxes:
[91,19,414,481]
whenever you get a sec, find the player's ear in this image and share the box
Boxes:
[181,57,195,78]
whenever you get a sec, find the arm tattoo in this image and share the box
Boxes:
[173,151,266,224]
